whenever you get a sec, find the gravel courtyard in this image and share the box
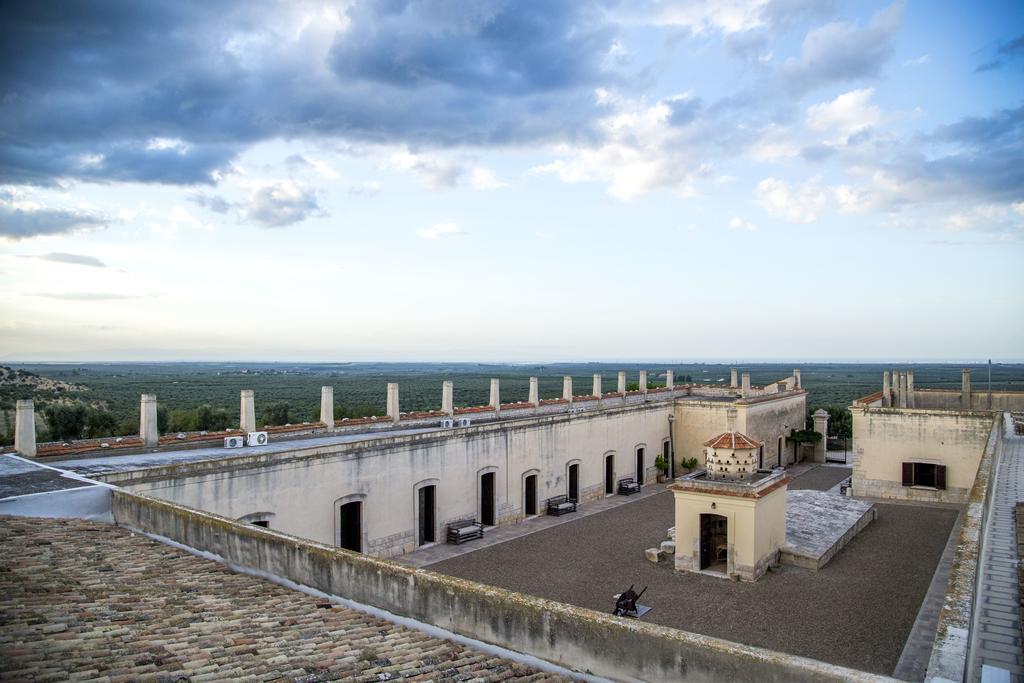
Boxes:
[430,480,957,675]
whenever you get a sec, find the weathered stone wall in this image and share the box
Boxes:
[110,489,884,683]
[114,404,675,557]
[850,406,995,504]
[672,393,806,470]
[913,389,1024,413]
[925,416,1005,682]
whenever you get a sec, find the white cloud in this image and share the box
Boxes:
[416,222,465,240]
[756,177,828,223]
[528,91,706,200]
[348,180,382,196]
[903,54,930,67]
[807,88,881,141]
[641,0,770,34]
[469,167,509,190]
[242,180,321,228]
[389,149,464,190]
[728,216,757,231]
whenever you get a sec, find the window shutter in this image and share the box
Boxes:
[902,462,914,486]
[935,465,947,490]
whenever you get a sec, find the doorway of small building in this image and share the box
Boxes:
[480,472,496,526]
[568,463,580,501]
[338,501,362,553]
[635,447,645,485]
[699,513,728,572]
[758,445,764,469]
[417,485,436,545]
[605,454,615,495]
[524,474,538,516]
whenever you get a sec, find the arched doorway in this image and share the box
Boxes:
[605,453,615,494]
[524,474,538,516]
[699,513,728,572]
[416,484,436,545]
[338,501,362,552]
[635,446,645,485]
[568,463,580,501]
[480,471,496,526]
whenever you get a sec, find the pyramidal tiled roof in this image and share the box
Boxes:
[703,431,763,450]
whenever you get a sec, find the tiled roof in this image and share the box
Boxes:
[703,431,763,450]
[0,516,566,682]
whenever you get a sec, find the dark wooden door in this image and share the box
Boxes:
[605,454,614,494]
[700,514,727,570]
[418,485,435,545]
[480,472,495,526]
[524,475,537,516]
[568,464,579,501]
[338,501,361,552]
[636,447,645,485]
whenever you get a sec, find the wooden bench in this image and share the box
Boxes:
[546,495,577,516]
[446,520,484,545]
[617,477,641,495]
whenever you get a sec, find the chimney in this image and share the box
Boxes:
[386,383,400,423]
[666,370,674,390]
[489,378,500,414]
[14,399,36,457]
[882,371,891,407]
[528,377,539,407]
[617,371,626,395]
[140,394,159,446]
[962,369,971,409]
[730,368,738,388]
[741,372,751,398]
[320,386,334,428]
[592,373,602,398]
[240,390,255,433]
[562,376,573,402]
[442,381,454,416]
[726,407,738,433]
[639,371,648,394]
[793,369,801,389]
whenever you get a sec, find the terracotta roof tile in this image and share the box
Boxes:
[703,431,763,450]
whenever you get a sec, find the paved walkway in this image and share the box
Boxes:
[0,516,568,682]
[400,483,669,568]
[894,511,963,681]
[972,425,1024,680]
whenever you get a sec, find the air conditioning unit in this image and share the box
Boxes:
[457,417,471,428]
[224,436,244,449]
[440,419,454,428]
[247,431,268,446]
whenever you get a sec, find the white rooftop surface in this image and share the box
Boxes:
[53,426,440,476]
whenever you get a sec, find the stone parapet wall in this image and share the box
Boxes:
[853,477,971,505]
[111,489,884,683]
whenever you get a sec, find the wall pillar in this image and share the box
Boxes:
[14,399,36,457]
[793,369,801,389]
[386,383,400,423]
[730,368,738,388]
[741,372,751,398]
[592,374,602,398]
[240,390,256,433]
[562,376,573,403]
[639,371,648,395]
[882,371,891,407]
[812,409,829,463]
[528,377,539,407]
[898,372,908,409]
[489,378,500,415]
[442,381,454,416]
[140,394,158,446]
[907,371,915,409]
[961,369,971,409]
[666,370,674,390]
[617,371,626,395]
[320,386,334,428]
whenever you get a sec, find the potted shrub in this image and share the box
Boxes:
[655,454,669,482]
[678,457,700,475]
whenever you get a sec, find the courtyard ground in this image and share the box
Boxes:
[429,470,958,676]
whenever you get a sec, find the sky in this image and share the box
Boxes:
[0,0,1022,363]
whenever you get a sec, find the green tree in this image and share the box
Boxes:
[195,404,230,431]
[168,408,197,433]
[261,402,291,426]
[84,409,117,439]
[44,402,88,441]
